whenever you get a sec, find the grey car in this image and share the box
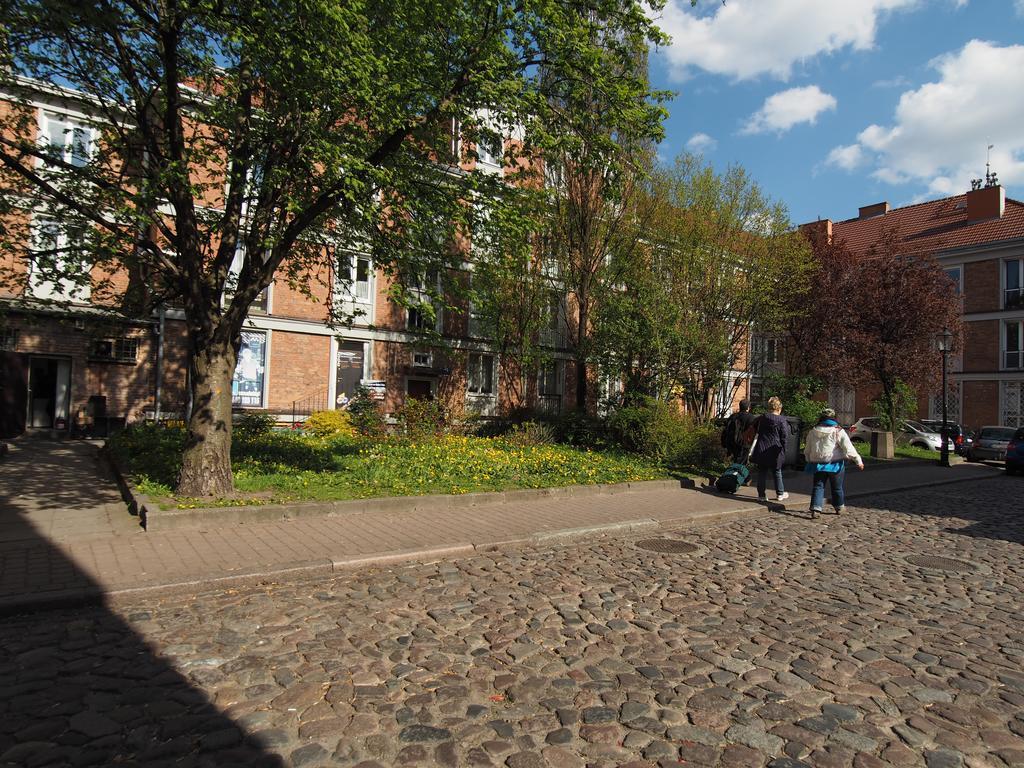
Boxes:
[848,417,955,451]
[966,425,1017,462]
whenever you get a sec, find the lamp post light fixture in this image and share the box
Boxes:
[936,328,954,467]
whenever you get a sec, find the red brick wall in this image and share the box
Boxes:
[266,331,331,410]
[271,269,332,322]
[964,260,1000,314]
[962,320,999,373]
[4,314,154,425]
[963,380,999,430]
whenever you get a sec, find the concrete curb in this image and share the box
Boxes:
[112,473,683,532]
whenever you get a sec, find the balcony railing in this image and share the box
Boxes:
[1006,287,1024,310]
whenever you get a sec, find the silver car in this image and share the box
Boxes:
[848,417,955,452]
[966,426,1017,462]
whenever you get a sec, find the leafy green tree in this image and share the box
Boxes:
[0,0,669,494]
[593,154,814,420]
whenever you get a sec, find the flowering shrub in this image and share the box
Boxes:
[303,409,356,438]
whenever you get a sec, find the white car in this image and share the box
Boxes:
[848,417,955,452]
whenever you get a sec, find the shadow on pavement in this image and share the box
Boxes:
[855,473,1023,546]
[0,440,284,767]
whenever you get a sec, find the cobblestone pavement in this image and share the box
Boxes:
[2,478,1023,768]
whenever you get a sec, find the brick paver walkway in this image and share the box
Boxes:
[1,478,1022,767]
[0,438,1004,609]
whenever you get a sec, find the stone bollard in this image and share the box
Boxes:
[870,431,895,459]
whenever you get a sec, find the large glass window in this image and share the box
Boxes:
[944,266,962,295]
[540,292,562,347]
[1006,320,1024,370]
[232,331,267,407]
[467,353,495,395]
[29,218,90,301]
[335,340,365,408]
[1006,260,1023,310]
[225,246,270,314]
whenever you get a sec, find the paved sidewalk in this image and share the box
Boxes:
[0,438,1004,611]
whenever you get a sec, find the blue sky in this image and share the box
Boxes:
[647,0,1024,225]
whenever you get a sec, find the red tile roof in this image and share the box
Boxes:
[820,190,1024,257]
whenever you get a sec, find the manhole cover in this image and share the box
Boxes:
[905,555,977,572]
[635,538,699,554]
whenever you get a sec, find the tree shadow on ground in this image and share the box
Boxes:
[0,440,285,767]
[855,473,1023,546]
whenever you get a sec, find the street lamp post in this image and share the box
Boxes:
[937,328,954,467]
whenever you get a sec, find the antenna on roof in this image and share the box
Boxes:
[972,144,998,190]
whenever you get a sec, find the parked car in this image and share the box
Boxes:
[919,419,972,456]
[1006,428,1024,475]
[967,425,1018,463]
[848,417,955,452]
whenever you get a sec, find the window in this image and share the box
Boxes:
[0,328,19,351]
[476,131,503,169]
[1005,320,1024,370]
[232,331,267,407]
[225,246,270,314]
[90,337,139,363]
[944,266,962,296]
[341,253,372,302]
[335,341,366,408]
[39,111,94,169]
[752,337,783,365]
[406,270,440,331]
[1006,259,1023,310]
[467,353,495,395]
[413,351,432,368]
[1003,381,1024,428]
[538,360,563,414]
[29,218,90,301]
[540,292,563,347]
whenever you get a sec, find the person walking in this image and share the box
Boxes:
[750,396,790,502]
[803,407,864,518]
[721,399,757,463]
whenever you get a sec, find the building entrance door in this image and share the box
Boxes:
[27,357,71,430]
[406,378,433,401]
[0,352,28,438]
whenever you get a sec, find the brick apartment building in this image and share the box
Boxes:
[790,183,1024,430]
[0,84,581,439]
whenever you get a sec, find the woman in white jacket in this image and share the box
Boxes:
[803,408,864,518]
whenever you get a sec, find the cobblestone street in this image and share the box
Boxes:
[1,477,1022,768]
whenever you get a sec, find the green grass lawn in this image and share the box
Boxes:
[110,425,667,508]
[853,441,940,462]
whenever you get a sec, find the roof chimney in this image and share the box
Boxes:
[799,218,833,246]
[966,184,1005,222]
[858,201,889,219]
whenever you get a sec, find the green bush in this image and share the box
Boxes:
[347,386,387,438]
[235,410,277,437]
[395,397,448,439]
[606,396,688,461]
[762,374,822,437]
[552,409,607,449]
[505,420,555,447]
[303,409,356,438]
[673,422,727,470]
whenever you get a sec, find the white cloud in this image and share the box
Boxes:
[826,144,866,171]
[741,86,837,135]
[685,132,717,152]
[827,40,1024,193]
[655,0,916,81]
[1017,0,1024,16]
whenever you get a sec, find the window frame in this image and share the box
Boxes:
[28,216,91,302]
[232,330,270,408]
[1004,259,1024,310]
[89,337,140,364]
[38,110,96,170]
[467,352,496,396]
[1004,319,1024,370]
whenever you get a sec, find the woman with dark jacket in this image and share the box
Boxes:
[750,396,790,502]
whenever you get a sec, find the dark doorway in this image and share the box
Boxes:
[407,378,434,401]
[27,357,71,430]
[0,352,28,438]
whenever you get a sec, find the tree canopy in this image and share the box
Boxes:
[0,0,672,494]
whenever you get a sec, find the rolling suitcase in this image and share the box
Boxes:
[714,436,755,494]
[714,462,750,494]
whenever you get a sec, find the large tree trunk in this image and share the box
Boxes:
[177,334,238,496]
